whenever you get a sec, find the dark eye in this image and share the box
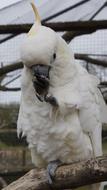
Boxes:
[53,53,56,60]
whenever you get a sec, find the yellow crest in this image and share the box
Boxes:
[28,1,41,37]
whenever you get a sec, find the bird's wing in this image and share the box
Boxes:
[76,67,103,157]
[17,67,37,139]
[95,86,107,124]
[17,95,31,138]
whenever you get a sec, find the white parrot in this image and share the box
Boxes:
[17,2,107,190]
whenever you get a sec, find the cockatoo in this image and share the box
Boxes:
[17,2,107,190]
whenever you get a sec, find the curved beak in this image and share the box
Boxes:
[31,64,51,99]
[31,64,51,79]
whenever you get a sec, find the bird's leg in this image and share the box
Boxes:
[47,159,62,184]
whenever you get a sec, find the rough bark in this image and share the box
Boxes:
[2,156,107,190]
[0,20,107,34]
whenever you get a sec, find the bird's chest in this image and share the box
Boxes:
[29,109,92,163]
[35,123,72,163]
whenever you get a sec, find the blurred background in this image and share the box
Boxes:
[0,0,107,189]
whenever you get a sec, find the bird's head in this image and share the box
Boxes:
[21,1,75,95]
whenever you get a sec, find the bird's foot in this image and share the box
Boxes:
[45,94,58,107]
[47,159,62,184]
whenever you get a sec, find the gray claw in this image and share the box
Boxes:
[47,160,62,184]
[45,95,58,106]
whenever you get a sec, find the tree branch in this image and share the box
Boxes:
[44,20,107,31]
[2,156,107,190]
[0,20,107,34]
[0,62,23,76]
[100,81,107,86]
[62,30,95,42]
[75,54,107,67]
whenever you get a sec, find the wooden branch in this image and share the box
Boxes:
[75,54,107,67]
[0,62,23,76]
[2,156,107,190]
[44,20,107,31]
[62,30,95,42]
[100,81,107,86]
[0,20,107,34]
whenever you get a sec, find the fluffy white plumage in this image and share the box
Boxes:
[17,3,107,190]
